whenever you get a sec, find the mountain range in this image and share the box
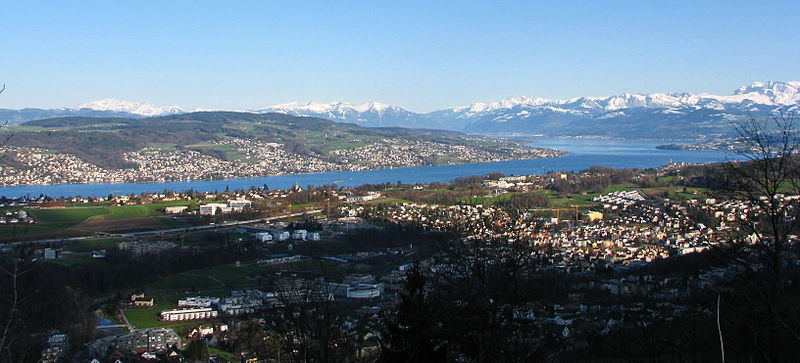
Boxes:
[3,81,798,139]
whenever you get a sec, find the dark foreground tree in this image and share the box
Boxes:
[711,111,800,361]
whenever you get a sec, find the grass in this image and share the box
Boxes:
[147,262,262,291]
[208,347,233,356]
[68,238,121,252]
[641,186,710,200]
[378,198,413,205]
[460,191,520,205]
[0,224,91,240]
[45,256,98,266]
[533,190,601,208]
[147,274,221,291]
[93,201,199,221]
[272,259,347,281]
[124,300,192,329]
[0,201,199,241]
[603,184,636,193]
[29,207,109,224]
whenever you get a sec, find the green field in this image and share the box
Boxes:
[147,262,263,291]
[68,238,121,252]
[0,224,91,240]
[45,256,99,266]
[25,200,198,225]
[30,207,109,223]
[0,201,200,241]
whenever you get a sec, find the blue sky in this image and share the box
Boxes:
[1,1,798,111]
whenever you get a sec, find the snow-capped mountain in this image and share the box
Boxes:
[74,98,184,116]
[255,101,422,128]
[445,81,800,116]
[2,81,798,138]
[250,81,800,138]
[0,98,186,125]
[446,81,800,137]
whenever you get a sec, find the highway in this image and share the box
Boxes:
[3,209,323,247]
[115,209,323,238]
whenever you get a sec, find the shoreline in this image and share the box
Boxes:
[0,152,565,188]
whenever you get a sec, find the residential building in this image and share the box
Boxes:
[160,307,218,321]
[84,328,180,357]
[43,248,58,259]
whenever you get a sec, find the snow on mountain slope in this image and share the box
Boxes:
[74,98,184,116]
[255,101,422,127]
[5,81,799,136]
[444,81,800,116]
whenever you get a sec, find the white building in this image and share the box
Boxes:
[199,203,229,215]
[43,248,58,259]
[228,200,252,211]
[291,229,307,240]
[177,296,220,308]
[160,307,218,321]
[255,232,273,242]
[345,192,381,203]
[270,230,290,241]
[347,287,381,299]
[164,206,189,214]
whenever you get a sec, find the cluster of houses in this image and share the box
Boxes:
[362,187,760,273]
[0,136,558,186]
[0,209,35,225]
[81,328,181,360]
[236,225,322,242]
[118,241,177,256]
[592,190,647,209]
[327,139,559,170]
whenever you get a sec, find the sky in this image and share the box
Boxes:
[1,1,798,112]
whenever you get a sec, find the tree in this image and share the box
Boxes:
[185,339,210,362]
[380,263,447,363]
[261,271,372,363]
[711,111,800,360]
[0,262,30,361]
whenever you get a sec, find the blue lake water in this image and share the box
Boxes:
[0,138,738,198]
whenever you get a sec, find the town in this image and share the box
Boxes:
[0,137,562,186]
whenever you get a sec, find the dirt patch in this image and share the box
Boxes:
[72,217,169,233]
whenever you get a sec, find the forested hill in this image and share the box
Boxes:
[6,111,534,170]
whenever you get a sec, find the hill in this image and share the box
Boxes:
[0,112,558,186]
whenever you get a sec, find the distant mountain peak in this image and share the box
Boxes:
[260,100,398,114]
[73,98,184,116]
[733,81,800,105]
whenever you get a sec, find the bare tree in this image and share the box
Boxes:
[261,269,375,363]
[712,111,800,360]
[0,261,31,361]
[0,85,11,156]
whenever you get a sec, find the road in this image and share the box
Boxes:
[2,209,323,247]
[114,209,323,237]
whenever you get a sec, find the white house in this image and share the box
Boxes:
[199,203,229,215]
[164,206,189,214]
[255,232,273,242]
[270,230,290,241]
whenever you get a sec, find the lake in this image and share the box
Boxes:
[0,138,737,198]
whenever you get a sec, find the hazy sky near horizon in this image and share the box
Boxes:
[1,1,798,112]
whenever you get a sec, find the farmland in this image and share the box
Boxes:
[0,200,199,242]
